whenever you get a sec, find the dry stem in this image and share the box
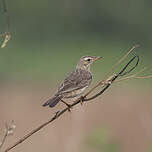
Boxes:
[0,0,11,48]
[115,67,152,82]
[0,121,16,151]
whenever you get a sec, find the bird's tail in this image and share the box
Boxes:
[42,95,63,108]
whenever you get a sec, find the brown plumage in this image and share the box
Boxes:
[43,56,102,108]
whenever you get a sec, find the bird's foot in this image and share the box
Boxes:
[79,96,85,106]
[72,96,85,106]
[61,100,72,112]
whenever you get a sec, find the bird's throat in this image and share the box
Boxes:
[76,63,90,71]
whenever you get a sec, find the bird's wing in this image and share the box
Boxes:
[57,69,92,95]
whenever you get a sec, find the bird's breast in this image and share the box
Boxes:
[64,86,88,98]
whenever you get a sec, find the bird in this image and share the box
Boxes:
[42,56,102,108]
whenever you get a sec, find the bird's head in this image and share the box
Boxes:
[76,56,102,71]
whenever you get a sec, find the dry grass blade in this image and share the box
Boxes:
[115,67,152,82]
[102,45,139,79]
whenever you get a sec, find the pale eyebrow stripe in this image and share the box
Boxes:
[84,57,90,60]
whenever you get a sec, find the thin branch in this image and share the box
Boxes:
[0,0,11,48]
[4,49,140,152]
[0,121,16,151]
[115,67,152,82]
[2,0,10,32]
[102,45,139,80]
[135,75,152,79]
[0,130,7,151]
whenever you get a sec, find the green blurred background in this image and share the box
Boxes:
[0,0,152,152]
[0,0,152,83]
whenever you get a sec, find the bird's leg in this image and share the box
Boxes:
[80,96,85,106]
[61,100,72,112]
[73,96,84,106]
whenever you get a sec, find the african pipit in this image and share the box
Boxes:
[43,56,102,108]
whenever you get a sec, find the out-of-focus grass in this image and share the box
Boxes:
[85,127,120,152]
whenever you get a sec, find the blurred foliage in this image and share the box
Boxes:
[4,0,152,44]
[0,0,151,84]
[147,144,152,152]
[85,128,120,152]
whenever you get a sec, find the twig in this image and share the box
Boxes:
[115,67,152,82]
[0,0,11,48]
[0,121,16,151]
[4,49,141,152]
[1,33,11,48]
[102,45,139,80]
[0,130,7,151]
[2,0,10,32]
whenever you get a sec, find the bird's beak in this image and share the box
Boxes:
[93,56,103,62]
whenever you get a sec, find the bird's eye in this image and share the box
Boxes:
[87,58,91,62]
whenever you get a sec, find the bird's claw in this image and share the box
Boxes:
[72,96,85,106]
[61,100,72,112]
[64,103,72,112]
[67,104,72,112]
[80,96,85,106]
